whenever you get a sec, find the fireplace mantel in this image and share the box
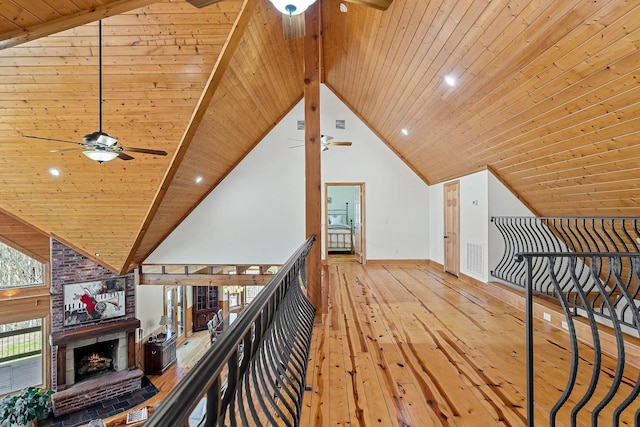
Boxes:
[51,318,140,391]
[51,318,140,346]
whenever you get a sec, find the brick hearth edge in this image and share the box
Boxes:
[51,369,143,417]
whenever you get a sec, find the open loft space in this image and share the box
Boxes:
[1,0,640,426]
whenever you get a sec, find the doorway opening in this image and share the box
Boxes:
[165,286,185,338]
[325,183,365,264]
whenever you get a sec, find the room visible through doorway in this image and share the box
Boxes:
[325,183,365,264]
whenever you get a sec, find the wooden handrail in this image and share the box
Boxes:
[144,237,315,426]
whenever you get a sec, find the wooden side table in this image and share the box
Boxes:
[144,333,177,375]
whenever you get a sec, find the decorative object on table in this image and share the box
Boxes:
[126,407,148,424]
[159,315,169,333]
[157,315,169,340]
[0,386,54,427]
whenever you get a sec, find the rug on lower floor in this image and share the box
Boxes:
[40,376,159,427]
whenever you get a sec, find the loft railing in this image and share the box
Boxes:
[491,217,640,425]
[145,237,315,427]
[517,252,640,427]
[491,216,640,330]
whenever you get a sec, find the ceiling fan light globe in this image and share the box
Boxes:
[270,0,315,15]
[83,150,118,163]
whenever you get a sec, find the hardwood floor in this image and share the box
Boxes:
[105,262,639,426]
[300,262,640,427]
[101,331,211,426]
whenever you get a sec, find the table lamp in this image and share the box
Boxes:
[159,315,169,334]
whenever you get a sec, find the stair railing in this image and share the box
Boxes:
[145,237,315,427]
[491,216,640,330]
[517,252,640,426]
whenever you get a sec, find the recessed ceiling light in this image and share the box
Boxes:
[95,253,100,257]
[401,129,409,136]
[444,74,457,87]
[49,168,60,177]
[195,176,203,184]
[339,2,348,12]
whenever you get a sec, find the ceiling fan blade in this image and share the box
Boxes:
[320,134,334,142]
[282,13,305,40]
[186,0,224,7]
[328,141,352,146]
[49,147,84,153]
[288,144,305,149]
[23,134,84,146]
[120,146,168,156]
[344,0,393,11]
[117,152,135,161]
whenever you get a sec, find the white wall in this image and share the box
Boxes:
[429,170,534,283]
[427,171,491,282]
[135,275,165,341]
[459,170,489,282]
[146,84,430,265]
[487,172,535,279]
[319,86,429,260]
[428,182,444,265]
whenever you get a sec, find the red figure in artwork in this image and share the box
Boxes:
[80,292,97,315]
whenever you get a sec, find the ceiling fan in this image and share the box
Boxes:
[187,0,393,40]
[289,134,353,151]
[23,21,168,164]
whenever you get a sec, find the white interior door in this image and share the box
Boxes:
[444,180,460,277]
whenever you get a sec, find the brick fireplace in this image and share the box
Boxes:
[49,239,143,416]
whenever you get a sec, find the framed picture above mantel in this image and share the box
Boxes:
[63,277,126,326]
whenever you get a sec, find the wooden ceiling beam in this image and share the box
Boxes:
[122,0,259,274]
[0,208,49,264]
[139,273,273,287]
[0,0,160,50]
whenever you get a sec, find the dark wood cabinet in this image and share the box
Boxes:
[144,333,177,375]
[192,286,219,332]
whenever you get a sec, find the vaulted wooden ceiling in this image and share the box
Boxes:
[0,0,638,273]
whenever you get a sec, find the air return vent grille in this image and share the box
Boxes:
[466,243,483,275]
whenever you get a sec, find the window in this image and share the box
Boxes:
[0,319,45,394]
[245,286,263,305]
[0,242,44,289]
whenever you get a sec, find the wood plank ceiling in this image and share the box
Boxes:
[0,0,638,273]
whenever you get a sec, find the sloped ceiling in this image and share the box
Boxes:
[0,0,639,273]
[323,0,640,216]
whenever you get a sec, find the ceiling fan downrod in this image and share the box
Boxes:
[99,19,103,134]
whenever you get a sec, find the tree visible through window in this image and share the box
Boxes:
[0,242,44,289]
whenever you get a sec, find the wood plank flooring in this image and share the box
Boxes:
[300,262,640,427]
[104,261,640,426]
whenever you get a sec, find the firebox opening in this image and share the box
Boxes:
[74,339,118,383]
